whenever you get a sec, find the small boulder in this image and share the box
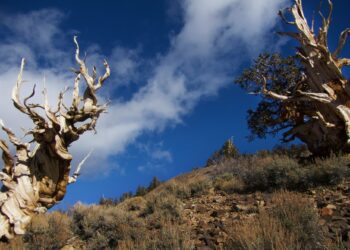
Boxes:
[321,207,333,217]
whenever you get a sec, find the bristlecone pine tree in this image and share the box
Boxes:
[0,37,110,239]
[237,0,350,156]
[206,138,239,166]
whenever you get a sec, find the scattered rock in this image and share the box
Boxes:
[232,204,249,212]
[183,180,350,249]
[256,200,265,207]
[210,210,225,218]
[326,204,337,210]
[196,204,209,213]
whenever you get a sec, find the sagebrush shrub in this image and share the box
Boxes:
[23,211,73,250]
[71,204,146,250]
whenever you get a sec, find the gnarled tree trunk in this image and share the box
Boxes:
[0,37,110,239]
[262,0,350,155]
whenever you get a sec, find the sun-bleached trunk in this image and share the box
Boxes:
[0,37,110,239]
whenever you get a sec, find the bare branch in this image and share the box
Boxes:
[54,86,69,114]
[94,60,111,91]
[12,59,46,126]
[92,66,97,82]
[71,73,81,110]
[68,150,93,184]
[317,0,332,47]
[289,0,317,46]
[336,58,350,68]
[295,0,306,20]
[73,36,94,89]
[0,120,27,148]
[333,28,350,58]
[0,172,15,190]
[315,111,336,127]
[278,9,295,25]
[11,59,27,115]
[0,140,14,175]
[296,90,333,103]
[260,76,290,101]
[23,84,36,108]
[72,36,111,120]
[42,88,59,128]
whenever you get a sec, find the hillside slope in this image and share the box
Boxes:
[2,148,350,250]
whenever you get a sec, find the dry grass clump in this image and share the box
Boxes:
[225,211,298,250]
[0,236,25,250]
[16,211,72,250]
[213,172,245,193]
[141,192,183,223]
[115,219,193,250]
[163,180,192,199]
[117,196,148,213]
[142,220,194,250]
[225,191,324,250]
[187,178,212,197]
[270,191,323,247]
[163,175,212,199]
[0,211,73,250]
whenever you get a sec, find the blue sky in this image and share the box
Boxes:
[0,0,349,208]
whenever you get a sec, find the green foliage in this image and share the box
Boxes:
[235,53,304,141]
[271,144,310,158]
[135,185,148,196]
[119,191,133,202]
[207,138,240,166]
[148,176,162,192]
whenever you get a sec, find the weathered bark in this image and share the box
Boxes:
[0,37,110,239]
[264,0,350,155]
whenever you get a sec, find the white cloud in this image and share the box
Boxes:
[0,9,70,68]
[110,47,141,84]
[0,0,288,177]
[136,142,173,163]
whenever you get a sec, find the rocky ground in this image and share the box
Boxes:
[182,181,350,249]
[315,181,350,248]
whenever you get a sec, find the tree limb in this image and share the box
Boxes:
[333,28,350,58]
[260,76,290,101]
[68,150,93,184]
